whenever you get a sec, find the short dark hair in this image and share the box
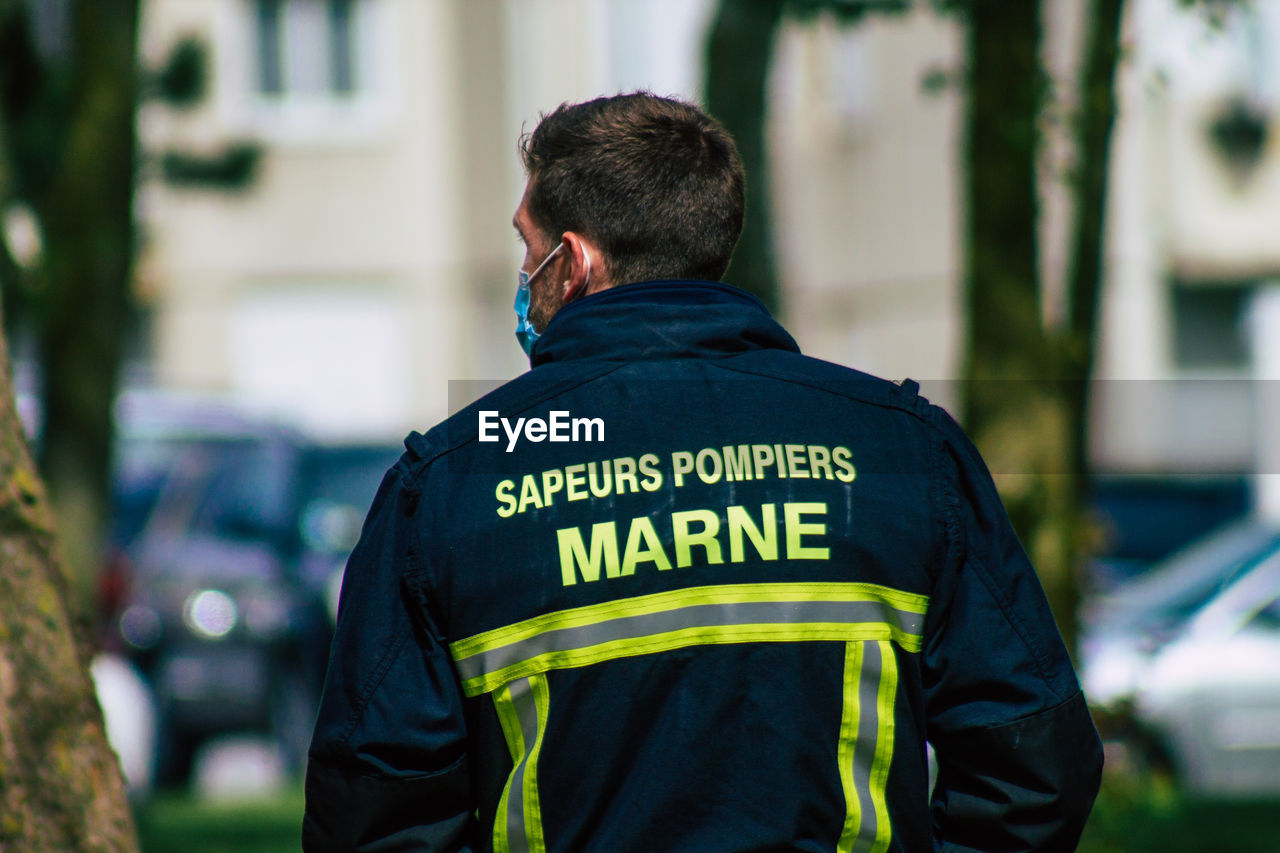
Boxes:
[520,92,745,285]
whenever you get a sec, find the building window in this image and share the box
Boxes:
[328,0,355,95]
[255,0,284,95]
[1171,280,1252,371]
[232,0,391,142]
[253,0,360,99]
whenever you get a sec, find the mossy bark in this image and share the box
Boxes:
[0,308,138,850]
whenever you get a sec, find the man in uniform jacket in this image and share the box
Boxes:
[303,92,1103,853]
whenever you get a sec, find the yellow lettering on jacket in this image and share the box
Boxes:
[556,502,827,586]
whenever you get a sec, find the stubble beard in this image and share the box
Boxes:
[529,267,564,334]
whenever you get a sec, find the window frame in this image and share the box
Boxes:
[216,0,396,147]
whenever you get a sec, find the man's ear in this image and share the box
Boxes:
[560,231,598,302]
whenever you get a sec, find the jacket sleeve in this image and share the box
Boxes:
[303,464,477,852]
[923,409,1103,853]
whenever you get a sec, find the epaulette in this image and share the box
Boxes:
[402,429,447,468]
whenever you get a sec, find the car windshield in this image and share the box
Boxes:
[298,445,397,506]
[294,444,401,555]
[1089,520,1280,633]
[137,436,295,544]
[110,391,287,548]
[1245,595,1280,633]
[111,437,186,548]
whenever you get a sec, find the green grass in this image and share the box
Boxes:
[133,774,1280,852]
[1077,772,1280,853]
[135,786,304,853]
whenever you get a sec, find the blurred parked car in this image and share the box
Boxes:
[103,391,401,787]
[1087,476,1248,593]
[1082,518,1280,794]
[1136,542,1280,795]
[1081,519,1280,708]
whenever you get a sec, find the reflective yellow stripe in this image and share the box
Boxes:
[494,683,525,764]
[492,676,550,853]
[491,683,521,853]
[837,642,864,853]
[463,583,923,852]
[452,582,929,697]
[451,582,928,659]
[869,640,898,853]
[493,790,512,853]
[461,620,917,697]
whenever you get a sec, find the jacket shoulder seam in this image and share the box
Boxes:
[339,594,414,745]
[708,359,932,421]
[962,546,1070,701]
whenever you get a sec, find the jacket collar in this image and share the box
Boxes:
[529,280,800,366]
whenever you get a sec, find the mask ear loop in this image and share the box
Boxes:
[528,242,564,283]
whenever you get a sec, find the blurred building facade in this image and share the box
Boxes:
[136,0,719,439]
[1097,0,1280,487]
[136,0,1280,494]
[133,0,971,437]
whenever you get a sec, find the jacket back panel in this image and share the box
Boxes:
[406,351,944,852]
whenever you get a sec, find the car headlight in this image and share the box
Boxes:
[183,589,238,640]
[119,604,163,650]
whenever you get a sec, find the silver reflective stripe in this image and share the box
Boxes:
[456,598,922,684]
[850,641,882,853]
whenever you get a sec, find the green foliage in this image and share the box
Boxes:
[920,65,960,96]
[704,0,786,313]
[781,0,976,25]
[143,35,267,191]
[785,0,909,24]
[150,38,206,109]
[144,37,263,192]
[0,3,71,206]
[161,143,262,191]
[1209,99,1269,179]
[1176,0,1247,30]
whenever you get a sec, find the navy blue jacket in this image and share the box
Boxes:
[303,281,1102,852]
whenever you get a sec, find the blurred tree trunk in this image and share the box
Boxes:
[37,0,141,603]
[960,0,1125,655]
[0,299,138,848]
[704,0,786,314]
[0,0,141,602]
[1066,0,1125,494]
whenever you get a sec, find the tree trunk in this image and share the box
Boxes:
[960,0,1126,657]
[959,0,1072,644]
[0,305,138,850]
[704,0,786,314]
[1066,0,1125,479]
[961,0,1047,397]
[33,0,141,602]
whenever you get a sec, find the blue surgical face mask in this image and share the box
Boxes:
[514,241,563,357]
